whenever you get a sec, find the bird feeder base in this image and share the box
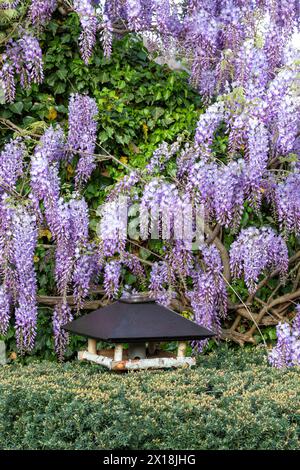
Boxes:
[78,348,195,372]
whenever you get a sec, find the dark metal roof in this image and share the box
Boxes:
[63,300,215,343]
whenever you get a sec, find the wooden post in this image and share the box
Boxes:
[114,344,123,361]
[177,342,187,358]
[88,338,97,355]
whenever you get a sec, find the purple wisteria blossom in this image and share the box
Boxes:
[74,0,99,64]
[276,94,300,155]
[0,137,25,193]
[230,227,289,293]
[166,240,193,279]
[121,252,145,283]
[106,170,140,201]
[194,101,225,158]
[214,159,245,229]
[12,207,38,353]
[30,144,61,234]
[268,307,300,368]
[245,119,269,209]
[98,196,127,260]
[0,34,43,102]
[187,160,217,218]
[273,172,300,236]
[67,93,98,186]
[0,285,10,336]
[0,1,20,8]
[146,137,183,174]
[28,0,57,26]
[53,300,73,360]
[0,196,16,318]
[0,63,15,103]
[149,261,174,306]
[189,245,227,352]
[17,34,44,88]
[73,250,98,310]
[100,14,113,58]
[104,260,121,299]
[37,125,66,163]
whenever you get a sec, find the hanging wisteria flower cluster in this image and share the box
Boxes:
[67,93,98,186]
[268,306,300,368]
[0,33,43,103]
[28,0,57,27]
[230,227,288,293]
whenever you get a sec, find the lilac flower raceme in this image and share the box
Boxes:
[235,40,269,98]
[166,240,193,280]
[194,101,225,158]
[268,308,300,368]
[104,260,121,299]
[73,250,98,310]
[0,0,20,8]
[74,0,99,64]
[187,160,217,218]
[30,144,61,235]
[69,196,89,247]
[0,137,25,193]
[28,0,57,27]
[0,196,16,304]
[53,300,73,360]
[67,93,98,186]
[53,197,90,295]
[98,197,127,260]
[100,13,113,58]
[53,197,90,352]
[265,66,299,123]
[294,305,300,337]
[106,170,140,201]
[12,207,38,353]
[188,245,227,352]
[37,125,66,163]
[149,261,174,306]
[17,34,44,88]
[276,93,300,156]
[30,136,92,356]
[0,63,15,103]
[273,172,300,236]
[146,138,183,174]
[230,227,289,293]
[214,159,245,229]
[121,252,145,284]
[0,34,43,102]
[244,119,269,209]
[0,285,10,336]
[264,23,284,78]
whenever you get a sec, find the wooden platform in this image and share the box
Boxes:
[78,348,195,371]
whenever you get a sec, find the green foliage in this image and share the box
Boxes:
[0,348,299,450]
[0,14,202,176]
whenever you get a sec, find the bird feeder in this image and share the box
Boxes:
[63,293,214,371]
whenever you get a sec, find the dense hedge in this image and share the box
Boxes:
[0,348,299,450]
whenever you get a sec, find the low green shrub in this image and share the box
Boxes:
[0,347,299,450]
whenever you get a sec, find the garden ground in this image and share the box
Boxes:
[0,347,299,450]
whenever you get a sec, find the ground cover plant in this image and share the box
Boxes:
[0,348,299,450]
[0,1,299,365]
